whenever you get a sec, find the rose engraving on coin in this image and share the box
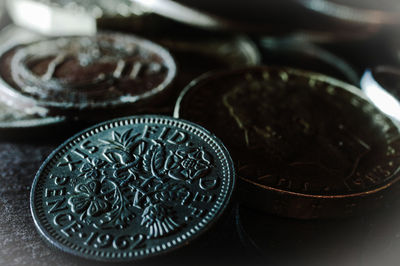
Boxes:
[31,116,235,261]
[0,32,176,115]
[174,67,400,218]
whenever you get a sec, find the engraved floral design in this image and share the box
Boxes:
[65,129,214,238]
[79,158,107,179]
[165,147,212,182]
[68,180,109,220]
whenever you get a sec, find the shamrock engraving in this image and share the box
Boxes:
[68,180,109,220]
[64,129,214,238]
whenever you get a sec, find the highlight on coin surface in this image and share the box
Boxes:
[361,66,400,122]
[30,115,235,261]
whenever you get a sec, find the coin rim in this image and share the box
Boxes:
[0,31,177,111]
[173,66,400,199]
[0,25,66,130]
[30,115,236,261]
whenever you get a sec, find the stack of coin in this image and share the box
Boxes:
[1,0,400,264]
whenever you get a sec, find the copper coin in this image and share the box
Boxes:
[0,32,176,117]
[174,66,400,218]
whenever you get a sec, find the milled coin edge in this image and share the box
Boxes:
[30,115,236,261]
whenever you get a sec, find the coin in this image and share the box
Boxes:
[361,66,400,121]
[134,0,380,42]
[174,67,400,218]
[0,32,176,117]
[259,37,358,85]
[6,0,150,35]
[0,25,68,134]
[297,0,400,25]
[30,115,235,261]
[138,34,260,114]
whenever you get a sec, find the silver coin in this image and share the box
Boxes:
[0,31,177,117]
[30,115,235,261]
[0,25,65,132]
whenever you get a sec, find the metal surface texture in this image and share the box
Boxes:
[174,66,400,218]
[30,115,235,261]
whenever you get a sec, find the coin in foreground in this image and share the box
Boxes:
[175,66,400,218]
[30,115,235,261]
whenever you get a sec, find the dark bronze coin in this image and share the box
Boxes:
[174,66,400,218]
[361,66,400,121]
[30,115,235,261]
[0,32,176,117]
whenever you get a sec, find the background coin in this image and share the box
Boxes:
[259,37,358,85]
[6,0,381,43]
[30,115,235,261]
[0,25,68,135]
[146,0,381,42]
[0,32,177,117]
[174,66,400,218]
[297,0,400,25]
[138,34,260,114]
[6,0,149,36]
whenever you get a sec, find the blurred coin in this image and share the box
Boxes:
[259,37,358,85]
[6,0,150,35]
[0,25,66,135]
[0,31,176,118]
[361,66,400,121]
[175,66,400,219]
[297,0,400,25]
[30,115,235,261]
[138,0,380,42]
[6,0,380,42]
[140,34,260,114]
